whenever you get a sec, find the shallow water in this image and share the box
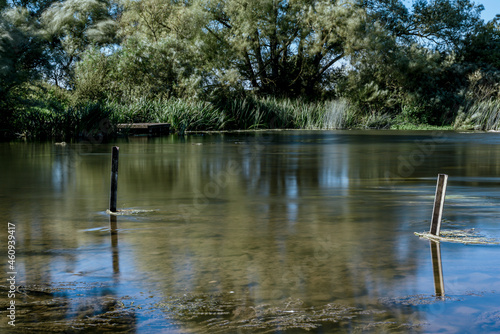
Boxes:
[1,130,500,333]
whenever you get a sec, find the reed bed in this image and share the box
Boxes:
[7,95,357,139]
[454,99,500,131]
[108,97,354,132]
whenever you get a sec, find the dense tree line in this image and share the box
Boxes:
[1,0,500,137]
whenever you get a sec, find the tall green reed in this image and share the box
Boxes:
[107,96,354,131]
[455,99,500,131]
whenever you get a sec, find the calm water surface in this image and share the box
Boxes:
[1,130,500,333]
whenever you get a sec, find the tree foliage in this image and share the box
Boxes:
[192,0,368,97]
[9,0,56,16]
[40,0,119,87]
[460,18,500,69]
[0,7,46,113]
[3,0,500,135]
[74,36,203,102]
[344,0,488,123]
[362,0,483,50]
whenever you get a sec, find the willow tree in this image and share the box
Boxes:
[361,0,484,50]
[77,0,206,102]
[0,7,46,110]
[345,0,486,121]
[193,0,367,97]
[40,0,119,88]
[7,0,57,16]
[119,0,194,41]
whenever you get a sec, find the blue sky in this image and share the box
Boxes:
[401,1,500,22]
[477,0,500,21]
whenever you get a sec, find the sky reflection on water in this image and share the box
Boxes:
[1,130,499,333]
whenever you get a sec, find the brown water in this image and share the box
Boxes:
[1,130,500,333]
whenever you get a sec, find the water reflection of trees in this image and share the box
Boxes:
[3,132,500,329]
[111,133,434,307]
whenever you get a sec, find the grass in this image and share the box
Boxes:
[5,95,356,139]
[108,98,229,131]
[10,84,497,140]
[9,100,115,140]
[454,98,500,131]
[107,96,354,133]
[390,123,454,130]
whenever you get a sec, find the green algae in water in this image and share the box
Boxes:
[0,286,484,333]
[0,283,137,333]
[153,293,422,333]
[414,229,500,245]
[380,294,461,306]
[106,208,157,215]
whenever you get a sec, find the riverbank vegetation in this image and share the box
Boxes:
[2,0,500,139]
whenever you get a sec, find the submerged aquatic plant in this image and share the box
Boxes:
[414,229,500,245]
[153,294,421,333]
[0,283,136,332]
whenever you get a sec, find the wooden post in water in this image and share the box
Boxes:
[430,174,448,236]
[109,146,119,213]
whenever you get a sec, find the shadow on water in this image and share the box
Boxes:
[110,215,120,276]
[430,241,445,299]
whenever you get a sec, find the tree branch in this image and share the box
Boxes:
[313,52,344,83]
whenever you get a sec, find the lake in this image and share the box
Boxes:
[1,130,499,333]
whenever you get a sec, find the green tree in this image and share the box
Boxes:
[0,6,51,137]
[0,7,46,106]
[73,36,203,102]
[40,0,119,88]
[119,0,193,42]
[72,46,112,102]
[9,0,57,16]
[345,0,486,122]
[118,0,372,98]
[455,17,500,104]
[460,17,500,69]
[72,0,203,102]
[191,0,368,98]
[361,0,483,50]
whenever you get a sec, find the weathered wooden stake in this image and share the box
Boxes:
[430,241,445,298]
[430,174,448,236]
[109,146,119,213]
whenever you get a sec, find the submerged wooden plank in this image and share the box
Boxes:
[117,123,170,129]
[117,123,170,136]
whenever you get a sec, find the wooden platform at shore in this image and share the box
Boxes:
[117,123,170,136]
